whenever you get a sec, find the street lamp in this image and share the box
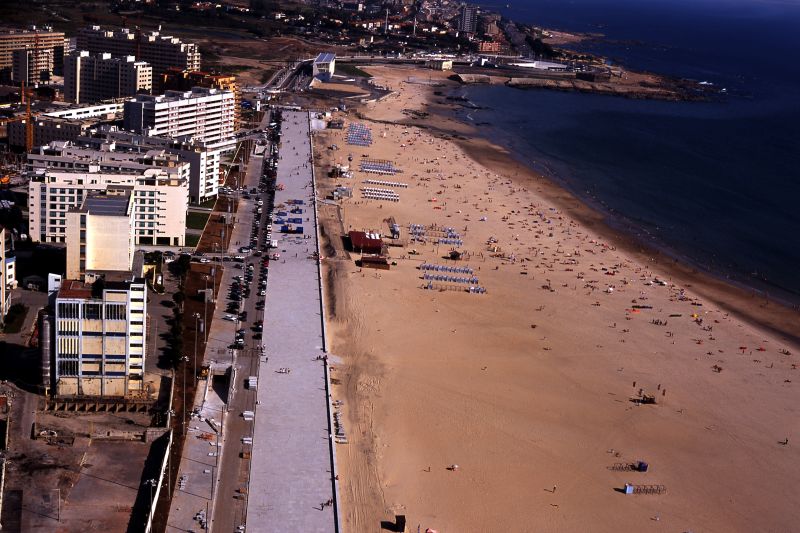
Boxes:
[193,312,201,386]
[180,356,189,434]
[144,478,157,520]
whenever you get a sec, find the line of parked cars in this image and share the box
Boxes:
[223,113,282,349]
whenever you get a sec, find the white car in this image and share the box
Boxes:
[224,314,237,321]
[259,290,266,296]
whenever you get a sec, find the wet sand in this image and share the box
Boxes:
[315,65,800,533]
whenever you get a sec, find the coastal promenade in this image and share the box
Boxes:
[245,110,339,531]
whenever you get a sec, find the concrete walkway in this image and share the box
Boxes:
[245,110,338,531]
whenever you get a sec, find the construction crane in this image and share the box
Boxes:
[12,81,35,152]
[23,81,33,152]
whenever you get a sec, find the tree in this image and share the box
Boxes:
[173,291,186,312]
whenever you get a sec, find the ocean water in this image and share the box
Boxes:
[459,0,800,303]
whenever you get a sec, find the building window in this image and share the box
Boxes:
[105,303,127,321]
[84,303,101,320]
[57,302,80,319]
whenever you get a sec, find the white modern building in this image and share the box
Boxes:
[76,26,200,84]
[64,51,152,104]
[27,140,191,183]
[313,52,336,81]
[78,127,221,204]
[123,87,236,150]
[7,102,124,149]
[0,228,16,323]
[65,189,136,280]
[53,275,147,397]
[28,167,188,246]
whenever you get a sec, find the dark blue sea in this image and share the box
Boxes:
[458,0,800,304]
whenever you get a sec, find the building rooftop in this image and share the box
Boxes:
[78,190,132,217]
[315,52,336,64]
[58,276,141,299]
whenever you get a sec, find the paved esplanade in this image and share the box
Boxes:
[246,110,337,531]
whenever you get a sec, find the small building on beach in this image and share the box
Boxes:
[348,230,384,255]
[313,52,336,81]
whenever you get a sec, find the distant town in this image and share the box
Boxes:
[0,1,737,533]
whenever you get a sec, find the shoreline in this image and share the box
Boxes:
[320,65,799,532]
[449,133,800,347]
[374,70,800,347]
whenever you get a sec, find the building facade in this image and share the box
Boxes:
[7,102,124,149]
[76,26,200,86]
[78,127,222,204]
[313,53,336,81]
[0,28,65,78]
[0,228,16,322]
[65,190,135,280]
[28,167,188,246]
[53,277,146,397]
[64,51,152,104]
[12,46,55,84]
[123,87,236,149]
[161,68,240,129]
[458,5,479,34]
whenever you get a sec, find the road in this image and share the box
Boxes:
[166,111,273,533]
[244,110,339,531]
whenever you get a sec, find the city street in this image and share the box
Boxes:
[166,110,272,533]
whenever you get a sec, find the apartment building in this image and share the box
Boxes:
[64,51,152,104]
[458,5,479,34]
[7,102,124,149]
[0,228,16,323]
[161,67,240,129]
[78,127,221,203]
[28,167,188,246]
[12,46,55,84]
[123,87,236,150]
[65,190,135,280]
[76,26,200,85]
[27,140,191,184]
[0,27,65,78]
[53,275,147,397]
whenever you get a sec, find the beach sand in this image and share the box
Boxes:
[313,65,800,533]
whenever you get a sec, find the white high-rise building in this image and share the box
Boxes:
[28,167,188,246]
[65,189,136,280]
[64,51,152,104]
[53,275,147,397]
[76,26,200,84]
[123,87,236,150]
[78,127,221,204]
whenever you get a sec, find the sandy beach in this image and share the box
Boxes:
[312,65,800,533]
